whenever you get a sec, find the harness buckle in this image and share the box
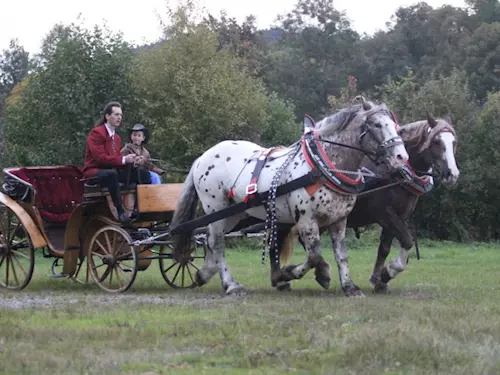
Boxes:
[245,183,258,195]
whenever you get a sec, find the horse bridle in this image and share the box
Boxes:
[355,110,405,164]
[402,125,456,180]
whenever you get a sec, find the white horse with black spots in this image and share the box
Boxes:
[170,97,409,295]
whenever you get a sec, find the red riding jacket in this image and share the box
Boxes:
[83,124,124,177]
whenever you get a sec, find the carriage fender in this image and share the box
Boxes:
[0,192,47,248]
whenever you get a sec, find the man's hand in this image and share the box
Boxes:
[124,154,136,164]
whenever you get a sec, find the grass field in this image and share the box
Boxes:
[1,232,500,375]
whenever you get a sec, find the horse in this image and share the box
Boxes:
[274,113,459,293]
[170,96,409,295]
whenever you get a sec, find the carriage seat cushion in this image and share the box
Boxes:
[10,166,84,223]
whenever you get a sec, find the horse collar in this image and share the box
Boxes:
[301,131,365,195]
[398,162,434,196]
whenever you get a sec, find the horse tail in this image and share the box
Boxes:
[280,225,297,264]
[171,162,199,257]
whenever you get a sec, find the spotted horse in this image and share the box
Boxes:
[170,96,409,296]
[274,112,459,293]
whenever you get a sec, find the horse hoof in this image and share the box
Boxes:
[195,271,207,287]
[381,268,392,284]
[276,281,292,292]
[225,284,245,295]
[373,283,390,294]
[315,276,330,290]
[343,285,365,297]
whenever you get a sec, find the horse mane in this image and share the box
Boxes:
[315,101,389,136]
[399,118,457,152]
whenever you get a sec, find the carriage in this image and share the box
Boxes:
[0,165,263,293]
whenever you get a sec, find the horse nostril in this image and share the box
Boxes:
[396,154,404,161]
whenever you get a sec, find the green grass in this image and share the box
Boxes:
[1,232,500,374]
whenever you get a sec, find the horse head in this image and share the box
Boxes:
[312,96,409,171]
[423,113,459,186]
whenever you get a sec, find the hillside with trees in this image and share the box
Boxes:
[1,0,499,241]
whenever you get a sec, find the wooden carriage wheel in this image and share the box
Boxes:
[0,205,35,290]
[159,242,206,288]
[87,225,139,293]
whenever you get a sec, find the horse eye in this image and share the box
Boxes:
[374,123,382,128]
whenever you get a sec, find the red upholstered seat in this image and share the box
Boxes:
[10,166,84,223]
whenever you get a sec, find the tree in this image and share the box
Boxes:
[3,23,139,167]
[466,0,500,25]
[261,0,361,119]
[378,69,482,240]
[464,22,500,100]
[0,39,32,118]
[133,3,299,168]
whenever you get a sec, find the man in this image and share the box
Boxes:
[83,101,151,223]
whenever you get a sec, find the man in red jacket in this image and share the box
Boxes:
[83,101,151,223]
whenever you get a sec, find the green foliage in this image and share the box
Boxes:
[135,5,298,168]
[262,0,361,118]
[464,22,500,99]
[3,23,139,167]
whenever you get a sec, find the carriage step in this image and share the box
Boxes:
[49,273,70,279]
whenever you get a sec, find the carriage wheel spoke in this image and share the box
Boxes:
[163,261,178,274]
[9,255,19,286]
[186,262,195,283]
[171,264,182,285]
[8,222,21,246]
[188,261,199,271]
[99,266,111,282]
[92,262,106,270]
[114,268,123,289]
[0,254,6,270]
[11,249,29,260]
[94,238,109,255]
[116,247,132,261]
[111,232,117,254]
[104,232,113,255]
[118,263,134,273]
[181,264,185,287]
[10,251,27,277]
[108,265,113,288]
[5,256,10,287]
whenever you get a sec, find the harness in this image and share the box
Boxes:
[301,131,365,195]
[229,146,284,203]
[398,163,434,195]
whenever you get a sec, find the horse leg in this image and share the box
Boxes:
[270,226,293,291]
[369,227,394,294]
[280,219,330,288]
[328,218,364,297]
[196,216,244,294]
[380,216,414,285]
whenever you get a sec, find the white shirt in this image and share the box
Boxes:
[104,123,126,165]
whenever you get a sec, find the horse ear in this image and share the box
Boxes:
[304,114,315,133]
[353,95,372,111]
[426,111,438,128]
[443,112,453,125]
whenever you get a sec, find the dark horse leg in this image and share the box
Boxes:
[369,227,394,293]
[270,225,331,291]
[372,207,414,292]
[270,226,293,291]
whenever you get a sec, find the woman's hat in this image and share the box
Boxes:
[128,123,149,143]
